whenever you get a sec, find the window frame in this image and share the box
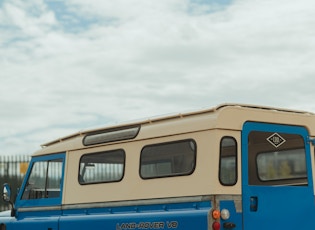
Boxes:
[15,153,66,208]
[219,136,238,186]
[78,149,126,185]
[139,139,197,180]
[247,130,308,186]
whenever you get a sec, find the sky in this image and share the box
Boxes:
[1,0,315,155]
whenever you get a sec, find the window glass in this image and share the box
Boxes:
[22,159,63,200]
[257,149,307,181]
[219,137,237,185]
[248,131,307,185]
[79,149,125,184]
[46,160,63,198]
[140,139,196,179]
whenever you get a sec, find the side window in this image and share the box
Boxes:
[140,139,196,179]
[79,149,125,184]
[219,137,237,185]
[248,131,307,185]
[22,158,63,200]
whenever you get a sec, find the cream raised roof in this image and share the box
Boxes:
[40,103,314,148]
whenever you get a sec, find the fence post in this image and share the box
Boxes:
[0,155,31,211]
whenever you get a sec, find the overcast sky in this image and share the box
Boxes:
[1,0,315,155]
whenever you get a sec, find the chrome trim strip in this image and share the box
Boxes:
[62,196,213,210]
[18,205,62,212]
[17,196,213,212]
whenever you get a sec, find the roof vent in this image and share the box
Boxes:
[83,126,140,146]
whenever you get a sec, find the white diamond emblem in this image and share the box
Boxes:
[267,133,286,148]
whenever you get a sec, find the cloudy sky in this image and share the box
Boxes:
[1,0,315,155]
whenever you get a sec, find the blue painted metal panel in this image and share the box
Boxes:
[242,122,315,230]
[12,211,60,230]
[60,201,211,230]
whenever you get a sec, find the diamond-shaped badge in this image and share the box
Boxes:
[267,133,286,148]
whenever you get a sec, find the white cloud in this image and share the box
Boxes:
[1,1,56,37]
[0,0,315,155]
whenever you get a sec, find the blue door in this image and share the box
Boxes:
[12,153,66,230]
[242,122,315,229]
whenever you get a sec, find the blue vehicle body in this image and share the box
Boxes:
[1,104,315,230]
[0,198,213,230]
[61,200,211,230]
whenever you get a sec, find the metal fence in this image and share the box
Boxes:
[0,155,31,211]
